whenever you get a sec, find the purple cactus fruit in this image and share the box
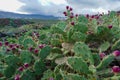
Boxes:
[91,15,94,18]
[49,77,54,80]
[18,66,24,71]
[39,44,45,49]
[12,47,16,50]
[0,41,2,47]
[14,44,17,46]
[95,16,99,19]
[34,49,39,54]
[63,11,67,15]
[71,22,75,25]
[108,25,112,29]
[9,44,14,48]
[14,74,20,80]
[16,45,20,48]
[28,47,33,52]
[4,41,9,46]
[75,14,78,17]
[112,66,120,74]
[86,14,89,18]
[6,48,11,52]
[69,7,73,11]
[63,11,67,16]
[24,63,29,68]
[99,53,106,59]
[65,14,67,16]
[70,15,74,18]
[113,50,120,57]
[66,6,69,10]
[35,33,40,37]
[14,44,20,48]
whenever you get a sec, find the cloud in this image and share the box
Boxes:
[0,0,25,13]
[66,0,120,14]
[18,0,68,17]
[18,0,120,16]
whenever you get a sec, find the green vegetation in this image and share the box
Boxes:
[1,6,120,80]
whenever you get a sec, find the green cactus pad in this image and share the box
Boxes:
[39,46,51,60]
[20,50,33,64]
[67,57,90,74]
[96,54,115,70]
[34,60,46,75]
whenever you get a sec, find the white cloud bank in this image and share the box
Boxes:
[0,0,120,16]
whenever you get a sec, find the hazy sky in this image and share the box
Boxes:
[0,0,120,16]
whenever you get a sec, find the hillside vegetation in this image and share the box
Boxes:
[1,6,120,80]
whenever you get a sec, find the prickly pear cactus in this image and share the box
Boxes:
[21,70,36,80]
[23,37,35,48]
[73,42,94,64]
[73,23,88,33]
[99,41,110,52]
[96,54,115,70]
[62,73,87,80]
[39,46,51,60]
[4,65,16,78]
[34,60,46,75]
[67,57,90,74]
[112,39,120,50]
[1,6,120,80]
[5,55,20,66]
[20,50,33,64]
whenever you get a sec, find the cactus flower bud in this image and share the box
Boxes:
[66,6,69,10]
[9,44,14,48]
[95,16,99,19]
[24,63,29,68]
[108,25,112,29]
[18,66,24,71]
[34,49,39,54]
[75,14,78,17]
[16,45,20,48]
[12,47,16,50]
[6,48,11,52]
[99,53,106,59]
[113,50,120,57]
[49,77,54,80]
[112,66,120,74]
[70,15,74,18]
[63,12,67,16]
[28,47,33,52]
[63,12,67,15]
[69,7,73,11]
[91,15,94,18]
[71,22,75,26]
[39,44,44,49]
[0,41,2,47]
[65,14,67,16]
[86,14,89,18]
[14,74,20,80]
[4,41,9,46]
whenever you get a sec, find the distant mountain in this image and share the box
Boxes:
[0,11,58,20]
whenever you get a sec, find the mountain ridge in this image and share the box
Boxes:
[0,11,58,20]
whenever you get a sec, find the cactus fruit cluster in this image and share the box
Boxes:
[1,6,120,80]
